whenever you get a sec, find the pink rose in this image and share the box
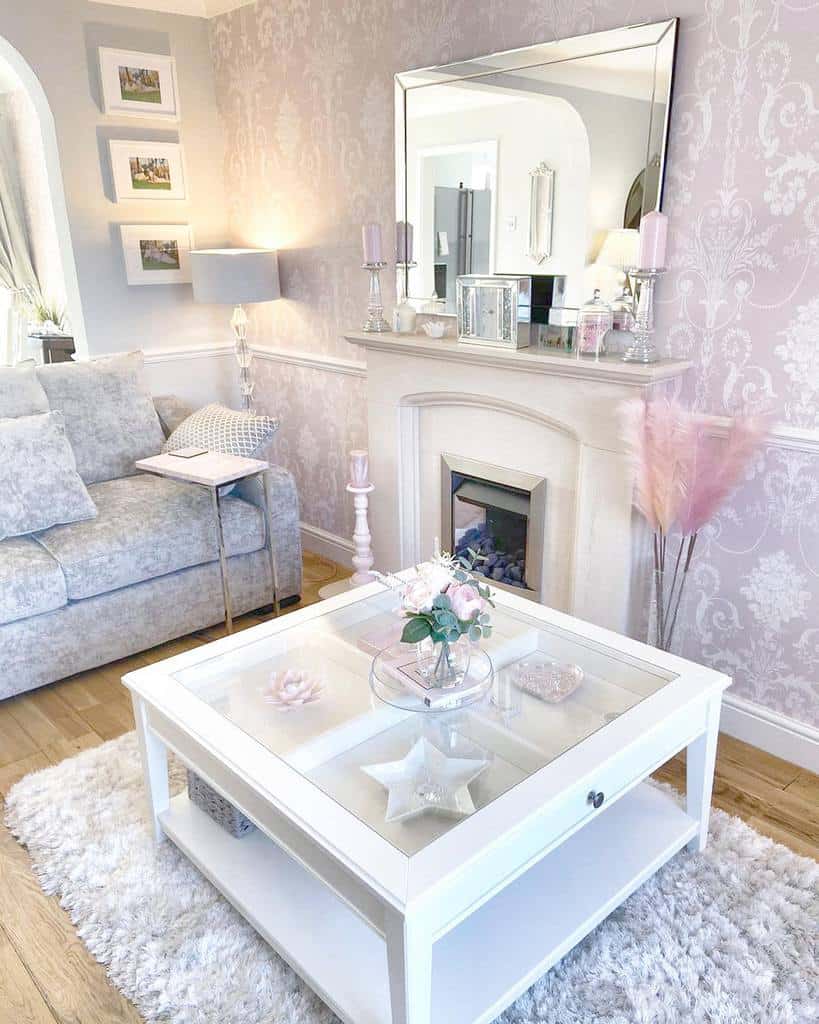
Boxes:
[448,583,484,622]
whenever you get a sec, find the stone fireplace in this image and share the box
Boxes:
[346,331,690,637]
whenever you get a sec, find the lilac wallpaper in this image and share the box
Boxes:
[210,1,818,730]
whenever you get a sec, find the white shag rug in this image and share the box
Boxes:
[5,733,818,1024]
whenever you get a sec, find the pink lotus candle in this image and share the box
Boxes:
[362,223,383,264]
[638,210,668,270]
[349,449,369,487]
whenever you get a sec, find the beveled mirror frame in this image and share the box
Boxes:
[395,18,679,309]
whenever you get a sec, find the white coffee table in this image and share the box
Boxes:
[124,574,729,1024]
[135,451,281,631]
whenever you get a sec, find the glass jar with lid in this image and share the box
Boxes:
[576,288,612,357]
[611,287,635,332]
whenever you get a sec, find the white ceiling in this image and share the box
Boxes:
[92,0,254,17]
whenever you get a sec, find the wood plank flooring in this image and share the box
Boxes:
[0,551,815,1022]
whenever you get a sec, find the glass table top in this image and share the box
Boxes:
[172,587,677,855]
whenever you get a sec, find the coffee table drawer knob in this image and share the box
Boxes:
[587,790,605,809]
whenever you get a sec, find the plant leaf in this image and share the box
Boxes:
[401,617,431,644]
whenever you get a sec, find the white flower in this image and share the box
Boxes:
[740,552,811,632]
[402,578,437,614]
[416,559,455,595]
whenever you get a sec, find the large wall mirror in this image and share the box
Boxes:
[396,19,678,317]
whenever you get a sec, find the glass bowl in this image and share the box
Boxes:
[370,643,494,713]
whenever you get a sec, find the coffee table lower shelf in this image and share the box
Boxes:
[160,783,697,1024]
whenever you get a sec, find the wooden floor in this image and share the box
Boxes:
[0,552,816,1023]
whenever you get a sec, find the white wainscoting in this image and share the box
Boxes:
[143,343,238,409]
[250,345,367,377]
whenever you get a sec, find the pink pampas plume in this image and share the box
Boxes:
[678,414,769,535]
[620,398,697,534]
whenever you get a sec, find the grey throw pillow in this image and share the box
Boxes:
[0,411,97,541]
[162,403,279,458]
[0,361,50,418]
[36,351,165,484]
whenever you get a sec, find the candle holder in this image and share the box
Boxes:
[362,261,390,333]
[348,482,376,585]
[622,267,665,364]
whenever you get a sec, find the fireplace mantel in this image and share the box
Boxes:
[345,331,692,386]
[346,328,690,637]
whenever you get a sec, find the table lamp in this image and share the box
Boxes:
[190,248,280,411]
[596,228,640,284]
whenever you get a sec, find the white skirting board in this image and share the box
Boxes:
[301,522,355,568]
[720,693,819,773]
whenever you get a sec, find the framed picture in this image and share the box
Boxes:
[99,48,180,121]
[120,224,193,285]
[109,140,187,201]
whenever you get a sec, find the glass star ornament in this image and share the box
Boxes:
[361,736,488,823]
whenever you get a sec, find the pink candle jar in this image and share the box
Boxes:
[576,289,613,357]
[349,449,369,487]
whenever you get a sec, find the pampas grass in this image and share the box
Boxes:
[622,399,767,650]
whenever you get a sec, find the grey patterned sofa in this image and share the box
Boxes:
[0,389,302,700]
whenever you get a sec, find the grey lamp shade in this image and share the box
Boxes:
[190,248,280,305]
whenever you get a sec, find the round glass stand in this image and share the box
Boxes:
[370,643,494,713]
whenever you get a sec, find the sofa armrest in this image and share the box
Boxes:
[234,466,303,600]
[153,395,195,438]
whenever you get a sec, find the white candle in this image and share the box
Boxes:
[349,449,369,486]
[638,211,668,270]
[362,223,383,264]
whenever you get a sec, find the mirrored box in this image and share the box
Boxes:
[456,275,532,350]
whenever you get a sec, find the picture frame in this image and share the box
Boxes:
[109,140,187,201]
[120,224,193,286]
[99,48,180,121]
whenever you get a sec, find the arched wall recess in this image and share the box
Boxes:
[0,35,88,358]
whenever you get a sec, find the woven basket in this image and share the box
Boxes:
[187,770,255,838]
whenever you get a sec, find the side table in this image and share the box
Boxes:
[135,451,280,633]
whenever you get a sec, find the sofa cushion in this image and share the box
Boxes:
[35,474,266,600]
[0,361,50,418]
[0,536,68,625]
[163,403,279,458]
[0,411,98,541]
[36,351,165,484]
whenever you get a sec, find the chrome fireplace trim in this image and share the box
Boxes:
[441,453,547,601]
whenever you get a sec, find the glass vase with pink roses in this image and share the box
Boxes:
[399,550,494,687]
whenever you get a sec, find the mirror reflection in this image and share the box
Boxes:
[397,21,677,320]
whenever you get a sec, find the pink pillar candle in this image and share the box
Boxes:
[396,221,414,263]
[638,210,668,270]
[349,449,369,487]
[362,223,383,264]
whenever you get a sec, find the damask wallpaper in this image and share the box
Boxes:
[209,0,818,730]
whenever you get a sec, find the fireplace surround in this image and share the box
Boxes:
[347,331,691,637]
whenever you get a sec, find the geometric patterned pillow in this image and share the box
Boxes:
[161,403,279,458]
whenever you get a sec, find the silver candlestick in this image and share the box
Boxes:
[362,261,390,332]
[623,267,665,364]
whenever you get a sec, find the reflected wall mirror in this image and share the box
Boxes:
[395,19,678,317]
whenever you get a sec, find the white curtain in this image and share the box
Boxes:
[0,94,42,365]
